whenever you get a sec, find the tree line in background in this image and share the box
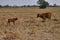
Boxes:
[0,0,60,8]
[0,5,38,8]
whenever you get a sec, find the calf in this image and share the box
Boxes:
[7,17,18,25]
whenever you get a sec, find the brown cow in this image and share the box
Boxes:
[7,17,18,25]
[37,12,52,22]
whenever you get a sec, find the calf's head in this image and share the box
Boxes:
[13,18,18,21]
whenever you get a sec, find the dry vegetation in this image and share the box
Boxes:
[0,7,60,40]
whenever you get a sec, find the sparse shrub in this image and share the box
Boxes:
[37,0,49,9]
[53,19,58,21]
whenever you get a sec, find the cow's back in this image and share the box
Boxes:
[45,12,51,18]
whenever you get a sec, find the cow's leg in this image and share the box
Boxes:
[42,17,46,22]
[48,17,51,21]
[13,21,15,25]
[7,21,10,26]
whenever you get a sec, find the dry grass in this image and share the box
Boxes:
[0,7,60,40]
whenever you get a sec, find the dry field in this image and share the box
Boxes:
[0,7,60,40]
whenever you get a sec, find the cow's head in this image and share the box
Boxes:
[14,18,18,20]
[37,14,40,18]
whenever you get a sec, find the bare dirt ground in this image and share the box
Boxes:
[0,7,60,40]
